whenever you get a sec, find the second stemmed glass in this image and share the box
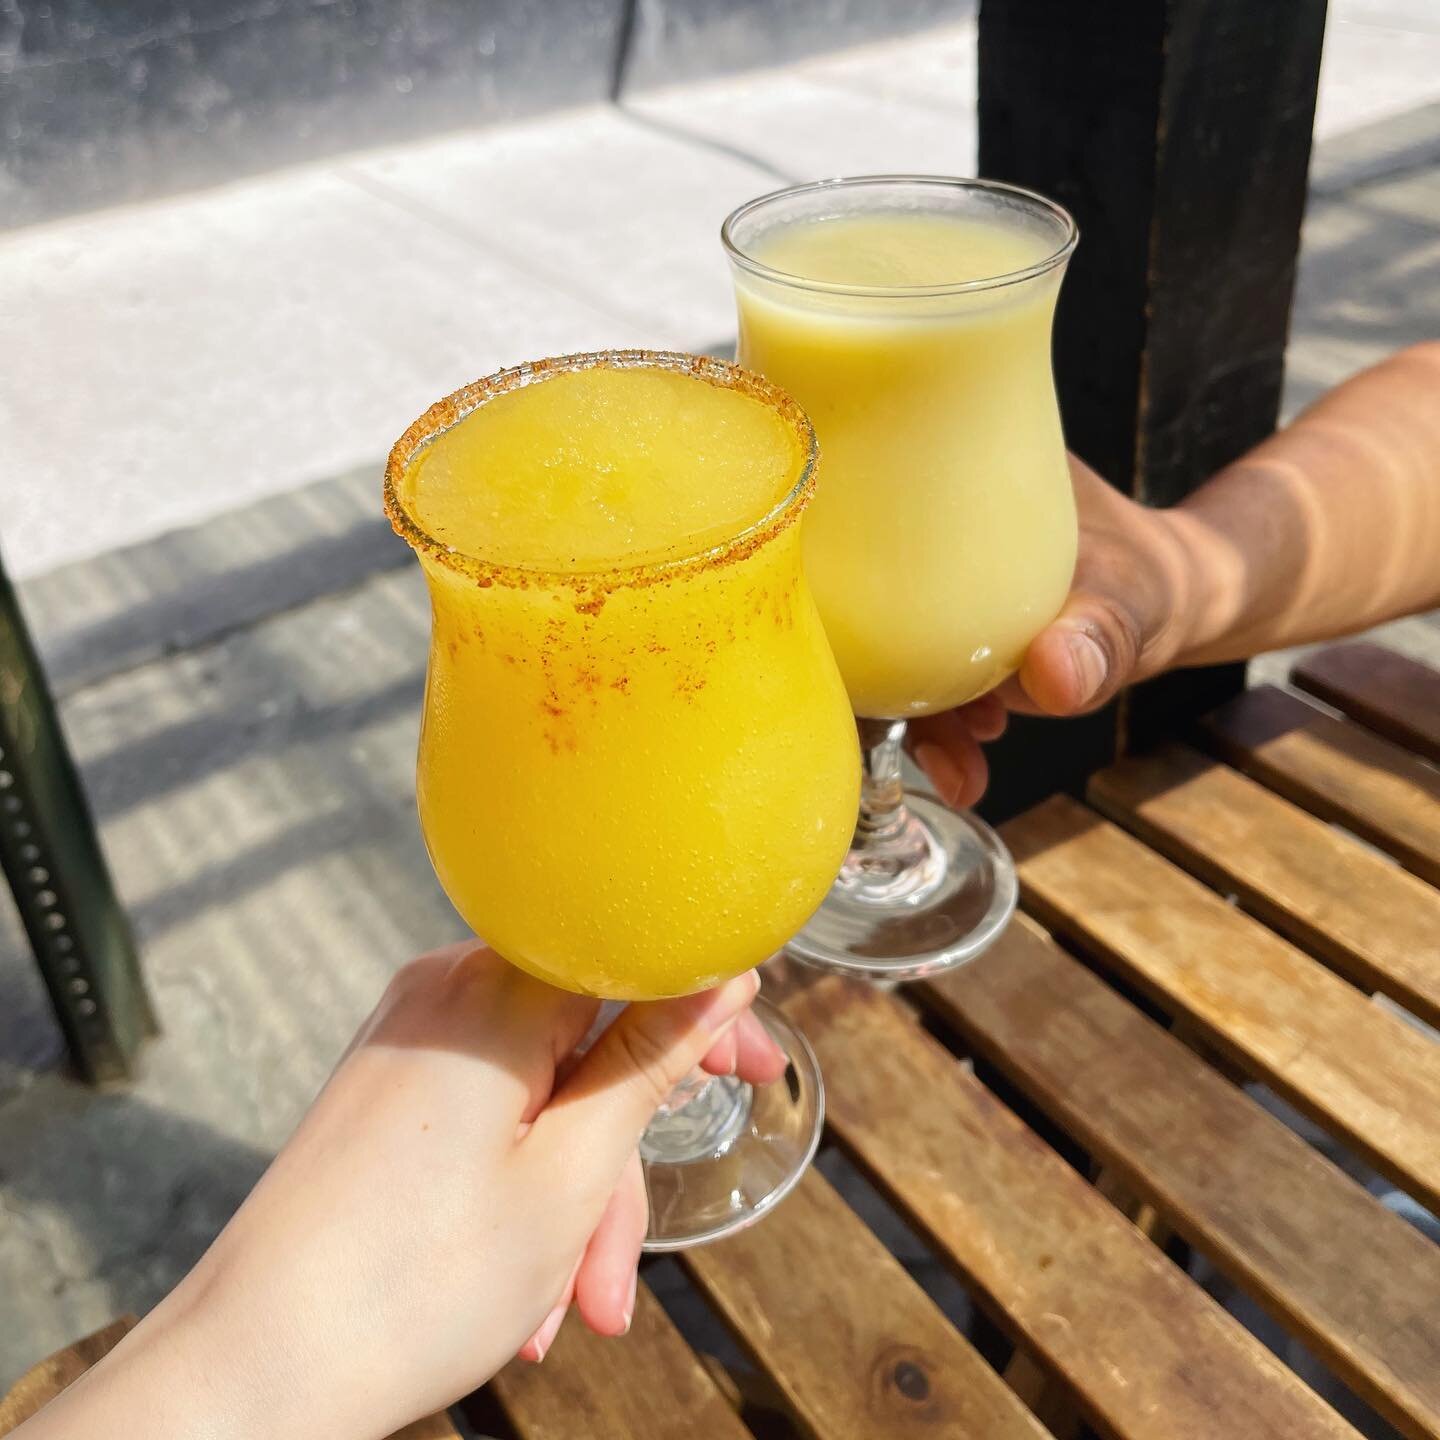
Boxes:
[724,176,1079,980]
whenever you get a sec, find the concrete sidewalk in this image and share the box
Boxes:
[0,23,985,583]
[1,3,1439,1413]
[4,0,1440,580]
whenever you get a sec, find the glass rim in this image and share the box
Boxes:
[721,174,1079,299]
[383,349,819,597]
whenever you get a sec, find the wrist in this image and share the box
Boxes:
[1147,501,1242,674]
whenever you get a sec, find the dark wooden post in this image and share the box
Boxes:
[974,0,1328,823]
[0,565,157,1084]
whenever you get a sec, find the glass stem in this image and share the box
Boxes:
[855,717,911,844]
[582,1003,751,1164]
[840,717,944,902]
[639,1069,751,1163]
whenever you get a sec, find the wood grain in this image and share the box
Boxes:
[490,1282,753,1440]
[1293,643,1440,764]
[779,975,1360,1440]
[919,914,1440,1440]
[1007,796,1440,1215]
[1089,742,1440,1028]
[1201,684,1440,888]
[684,1167,1049,1440]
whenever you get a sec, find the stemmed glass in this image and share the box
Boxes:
[385,350,859,1247]
[724,176,1079,980]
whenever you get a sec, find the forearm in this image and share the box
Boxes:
[1165,342,1440,667]
[14,1319,225,1440]
[13,1287,314,1440]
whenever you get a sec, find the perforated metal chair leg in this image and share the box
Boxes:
[0,567,156,1084]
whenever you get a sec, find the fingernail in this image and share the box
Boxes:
[1065,630,1108,702]
[914,740,963,807]
[680,970,760,1034]
[623,1270,637,1335]
[530,1303,567,1362]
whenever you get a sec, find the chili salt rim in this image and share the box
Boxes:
[383,349,819,599]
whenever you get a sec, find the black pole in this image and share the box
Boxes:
[975,0,1328,821]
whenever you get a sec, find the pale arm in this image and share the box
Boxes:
[13,949,762,1440]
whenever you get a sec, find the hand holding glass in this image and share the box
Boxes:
[386,351,859,1247]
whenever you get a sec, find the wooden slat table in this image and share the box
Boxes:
[495,643,1440,1440]
[9,643,1439,1440]
[1200,684,1440,888]
[1293,643,1440,765]
[1089,741,1440,1030]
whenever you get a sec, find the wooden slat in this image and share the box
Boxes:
[919,915,1440,1440]
[0,1318,459,1437]
[776,973,1360,1440]
[1201,685,1440,888]
[1007,796,1440,1216]
[684,1167,1049,1440]
[1293,643,1440,764]
[490,1282,752,1440]
[1089,742,1440,1029]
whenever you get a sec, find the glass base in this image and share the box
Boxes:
[640,996,822,1252]
[788,788,1017,982]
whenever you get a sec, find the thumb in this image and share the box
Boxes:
[527,971,761,1158]
[1013,593,1146,716]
